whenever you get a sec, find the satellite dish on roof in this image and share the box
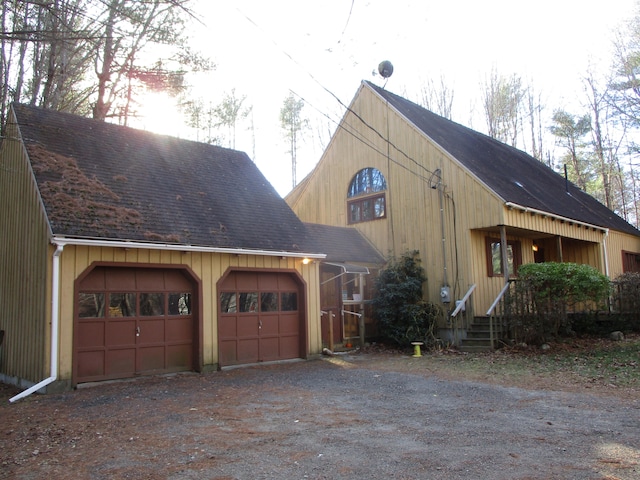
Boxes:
[378,60,394,78]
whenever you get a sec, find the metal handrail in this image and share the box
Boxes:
[486,281,512,349]
[486,282,511,316]
[450,284,476,317]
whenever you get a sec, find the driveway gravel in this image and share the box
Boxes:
[1,353,639,479]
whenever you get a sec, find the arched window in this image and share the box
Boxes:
[347,168,387,224]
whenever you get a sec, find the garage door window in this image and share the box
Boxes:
[109,293,136,317]
[78,293,105,318]
[281,292,298,311]
[260,292,278,312]
[220,291,298,313]
[140,293,164,316]
[169,293,192,315]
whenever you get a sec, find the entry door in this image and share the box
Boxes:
[218,271,303,367]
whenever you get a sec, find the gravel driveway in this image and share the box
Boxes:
[1,354,639,479]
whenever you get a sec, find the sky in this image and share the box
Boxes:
[135,0,638,197]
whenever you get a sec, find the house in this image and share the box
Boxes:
[286,80,640,344]
[0,103,336,399]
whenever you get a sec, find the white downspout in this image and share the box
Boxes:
[10,243,64,403]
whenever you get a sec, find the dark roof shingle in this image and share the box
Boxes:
[13,103,314,252]
[303,223,385,264]
[366,81,639,236]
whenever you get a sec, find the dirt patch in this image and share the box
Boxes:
[2,347,639,480]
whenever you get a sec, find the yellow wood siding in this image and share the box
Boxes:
[0,113,50,385]
[55,246,321,382]
[288,85,505,318]
[288,82,640,322]
[606,230,640,278]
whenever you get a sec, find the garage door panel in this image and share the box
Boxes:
[105,268,136,290]
[78,321,105,347]
[219,317,237,337]
[237,338,259,363]
[106,320,136,346]
[139,318,166,344]
[237,316,259,336]
[138,346,165,372]
[220,340,238,364]
[260,315,279,335]
[77,350,105,378]
[279,314,300,334]
[107,348,136,376]
[235,272,258,290]
[279,335,300,358]
[167,344,192,369]
[167,317,193,342]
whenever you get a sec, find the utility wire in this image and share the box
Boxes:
[235,6,441,183]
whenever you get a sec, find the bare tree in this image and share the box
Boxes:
[524,85,547,162]
[212,89,252,149]
[418,75,454,120]
[280,93,307,189]
[481,69,526,147]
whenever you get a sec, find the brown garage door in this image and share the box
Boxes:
[74,266,196,384]
[218,271,304,367]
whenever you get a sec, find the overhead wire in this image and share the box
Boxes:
[235,3,442,182]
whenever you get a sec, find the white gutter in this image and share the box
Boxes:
[10,243,64,403]
[51,236,326,260]
[504,202,608,232]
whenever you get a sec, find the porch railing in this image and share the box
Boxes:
[450,284,476,345]
[485,280,525,348]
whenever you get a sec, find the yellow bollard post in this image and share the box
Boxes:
[411,341,423,357]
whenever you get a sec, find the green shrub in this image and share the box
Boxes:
[514,262,610,342]
[371,251,440,347]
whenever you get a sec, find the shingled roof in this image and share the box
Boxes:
[366,81,640,236]
[12,103,314,253]
[303,223,385,264]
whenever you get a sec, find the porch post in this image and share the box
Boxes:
[556,236,563,262]
[358,273,365,347]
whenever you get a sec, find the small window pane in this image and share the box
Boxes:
[491,242,502,275]
[374,197,385,217]
[491,242,515,276]
[109,293,136,317]
[78,293,105,318]
[239,292,258,312]
[362,200,372,220]
[169,293,192,315]
[140,293,164,316]
[281,292,298,311]
[220,292,236,313]
[261,292,278,312]
[350,203,361,223]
